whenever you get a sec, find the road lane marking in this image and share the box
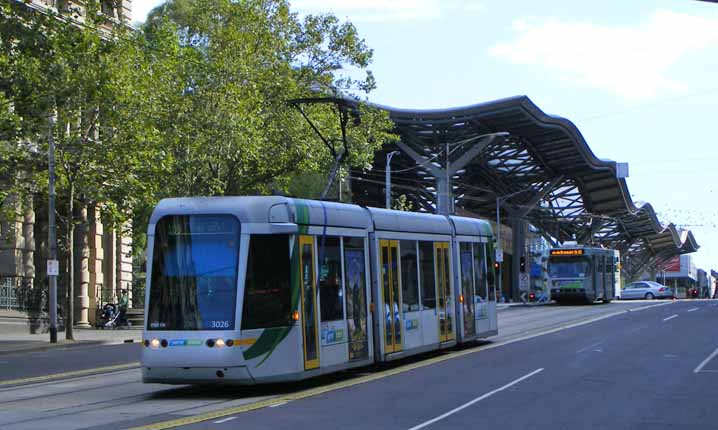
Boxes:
[687,308,699,312]
[576,341,604,354]
[694,347,718,373]
[407,368,544,430]
[213,416,237,424]
[132,301,672,430]
[663,314,678,322]
[0,362,140,387]
[269,401,288,408]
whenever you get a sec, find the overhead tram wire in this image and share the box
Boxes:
[363,168,522,196]
[350,173,630,239]
[357,168,538,200]
[350,175,553,210]
[578,85,718,123]
[368,152,442,174]
[370,133,506,175]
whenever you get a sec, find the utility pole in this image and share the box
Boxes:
[385,151,399,209]
[47,108,58,343]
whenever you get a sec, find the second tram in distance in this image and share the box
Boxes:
[548,245,618,304]
[141,196,498,385]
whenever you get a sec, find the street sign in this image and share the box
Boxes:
[495,248,503,263]
[47,259,59,276]
[519,273,530,291]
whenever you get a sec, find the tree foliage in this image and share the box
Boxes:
[0,0,394,331]
[141,0,394,197]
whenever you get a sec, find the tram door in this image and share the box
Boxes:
[380,240,402,353]
[435,242,454,342]
[299,236,319,370]
[597,256,605,300]
[459,243,476,338]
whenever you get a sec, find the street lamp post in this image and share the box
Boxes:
[47,108,58,343]
[385,150,400,209]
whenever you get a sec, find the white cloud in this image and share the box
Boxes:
[489,10,718,100]
[291,0,483,23]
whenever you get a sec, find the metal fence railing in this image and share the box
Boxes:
[0,277,19,310]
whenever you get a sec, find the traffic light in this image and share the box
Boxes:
[494,261,500,271]
[520,256,526,273]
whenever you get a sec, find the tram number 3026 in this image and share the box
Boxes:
[211,320,231,329]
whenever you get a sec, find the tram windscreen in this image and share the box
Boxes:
[548,257,589,279]
[147,215,240,331]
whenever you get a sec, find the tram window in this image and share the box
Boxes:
[319,237,343,322]
[472,243,488,300]
[343,237,368,360]
[242,235,292,330]
[419,241,436,310]
[400,240,420,312]
[147,215,240,331]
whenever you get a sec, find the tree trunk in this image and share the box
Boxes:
[65,181,75,340]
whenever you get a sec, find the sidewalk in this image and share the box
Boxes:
[0,328,142,355]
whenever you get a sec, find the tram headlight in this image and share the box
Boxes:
[215,339,225,348]
[226,339,234,347]
[150,338,160,349]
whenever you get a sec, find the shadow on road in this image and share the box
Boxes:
[142,339,495,401]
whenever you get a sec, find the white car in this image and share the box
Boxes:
[621,281,674,300]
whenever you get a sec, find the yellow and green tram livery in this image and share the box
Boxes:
[141,197,497,385]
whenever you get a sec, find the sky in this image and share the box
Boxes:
[131,0,718,272]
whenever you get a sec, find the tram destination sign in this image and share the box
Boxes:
[550,249,584,256]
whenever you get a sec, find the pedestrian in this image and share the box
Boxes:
[118,289,129,326]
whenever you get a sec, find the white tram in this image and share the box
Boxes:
[141,197,497,385]
[547,245,617,304]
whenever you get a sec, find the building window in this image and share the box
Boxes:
[101,0,117,19]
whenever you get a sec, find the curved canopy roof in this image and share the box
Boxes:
[352,95,698,276]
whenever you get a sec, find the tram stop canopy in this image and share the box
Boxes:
[350,95,698,281]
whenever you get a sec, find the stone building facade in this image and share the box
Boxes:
[0,196,133,329]
[0,0,134,331]
[22,0,133,24]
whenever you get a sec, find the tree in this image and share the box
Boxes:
[0,1,154,338]
[141,0,395,199]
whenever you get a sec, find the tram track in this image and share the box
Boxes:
[0,368,280,430]
[0,387,244,429]
[0,371,278,429]
[0,369,149,405]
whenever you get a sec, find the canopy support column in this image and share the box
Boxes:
[395,133,507,215]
